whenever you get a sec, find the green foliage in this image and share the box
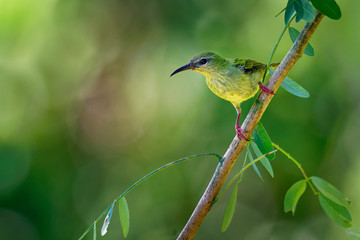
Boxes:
[294,0,316,23]
[310,0,341,19]
[251,142,274,177]
[119,197,130,238]
[79,153,221,240]
[288,27,315,56]
[215,149,277,205]
[286,0,342,23]
[318,194,352,228]
[246,145,263,181]
[275,144,353,231]
[221,184,238,232]
[284,0,296,25]
[311,176,351,207]
[281,76,310,98]
[284,180,307,215]
[252,122,275,160]
[269,69,310,98]
[101,203,114,236]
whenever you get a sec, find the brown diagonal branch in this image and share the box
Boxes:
[177,12,324,240]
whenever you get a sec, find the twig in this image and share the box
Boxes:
[272,142,319,195]
[78,153,221,240]
[176,12,324,240]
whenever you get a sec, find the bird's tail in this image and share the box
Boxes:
[269,62,280,69]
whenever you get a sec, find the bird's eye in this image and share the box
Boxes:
[199,58,207,65]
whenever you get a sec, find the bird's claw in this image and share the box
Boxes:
[259,82,275,95]
[235,126,250,141]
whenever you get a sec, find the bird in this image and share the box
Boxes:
[170,52,279,141]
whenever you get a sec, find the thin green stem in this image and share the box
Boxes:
[272,142,318,194]
[262,14,296,82]
[78,153,221,240]
[237,151,248,184]
[93,221,96,240]
[214,149,277,202]
[275,0,295,18]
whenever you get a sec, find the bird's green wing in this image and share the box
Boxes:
[233,59,267,74]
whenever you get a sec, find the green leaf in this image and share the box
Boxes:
[311,176,351,207]
[221,184,238,232]
[288,27,314,56]
[252,121,275,160]
[310,0,341,20]
[119,197,130,238]
[284,180,307,215]
[318,194,352,228]
[251,142,274,178]
[282,76,310,98]
[101,202,114,236]
[93,221,96,240]
[285,0,296,25]
[294,0,316,23]
[246,146,263,181]
[269,69,310,98]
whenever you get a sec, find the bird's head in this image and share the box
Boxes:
[170,52,225,77]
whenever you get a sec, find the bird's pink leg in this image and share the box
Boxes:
[235,112,249,141]
[259,82,275,95]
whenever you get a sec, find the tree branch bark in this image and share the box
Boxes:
[177,12,324,240]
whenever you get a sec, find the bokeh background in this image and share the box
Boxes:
[0,0,359,239]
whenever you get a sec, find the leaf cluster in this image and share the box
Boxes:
[284,176,352,228]
[99,198,129,239]
[285,0,341,23]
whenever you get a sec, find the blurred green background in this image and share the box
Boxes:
[0,0,359,239]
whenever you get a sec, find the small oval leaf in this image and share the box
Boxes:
[269,69,310,98]
[251,141,274,178]
[119,197,130,238]
[253,121,275,160]
[294,0,316,23]
[285,0,296,25]
[310,0,341,20]
[281,76,310,98]
[288,27,314,56]
[284,180,307,215]
[318,194,352,228]
[101,203,114,236]
[246,146,263,181]
[221,184,238,232]
[311,176,351,207]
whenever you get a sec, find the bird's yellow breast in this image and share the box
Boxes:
[204,70,261,104]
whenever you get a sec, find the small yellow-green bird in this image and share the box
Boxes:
[170,52,278,140]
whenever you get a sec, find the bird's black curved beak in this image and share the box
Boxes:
[170,63,193,77]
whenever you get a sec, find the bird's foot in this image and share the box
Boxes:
[259,82,275,95]
[235,125,250,141]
